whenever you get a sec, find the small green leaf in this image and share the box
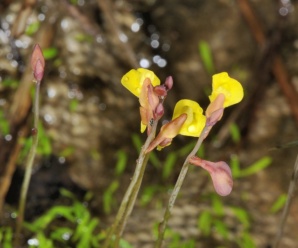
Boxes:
[140,186,159,206]
[270,194,287,213]
[75,33,93,43]
[42,47,58,60]
[119,238,133,248]
[198,40,215,74]
[213,220,229,239]
[149,151,161,168]
[237,232,256,248]
[0,227,13,248]
[211,194,224,216]
[59,146,75,157]
[238,156,272,178]
[162,153,177,179]
[2,78,18,89]
[0,111,10,135]
[115,150,127,176]
[131,133,142,152]
[197,211,212,235]
[25,21,40,36]
[103,180,119,214]
[230,154,241,178]
[69,99,79,112]
[229,122,241,143]
[197,143,205,158]
[50,227,73,242]
[231,207,250,229]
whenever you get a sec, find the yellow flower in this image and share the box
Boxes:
[172,100,206,137]
[209,72,243,108]
[121,68,160,97]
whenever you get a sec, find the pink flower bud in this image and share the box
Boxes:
[31,44,45,82]
[164,76,173,90]
[154,103,164,120]
[154,85,167,97]
[189,157,233,196]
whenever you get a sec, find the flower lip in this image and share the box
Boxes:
[121,68,160,97]
[172,99,206,137]
[209,72,243,108]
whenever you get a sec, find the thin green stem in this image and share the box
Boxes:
[155,124,208,248]
[104,121,158,248]
[15,81,40,245]
[272,154,298,248]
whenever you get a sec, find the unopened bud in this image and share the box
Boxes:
[189,157,233,196]
[155,103,164,120]
[164,76,173,90]
[154,85,167,97]
[31,44,45,82]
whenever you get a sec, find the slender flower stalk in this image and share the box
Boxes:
[104,120,158,248]
[272,154,298,248]
[15,82,41,243]
[155,124,208,248]
[15,44,44,245]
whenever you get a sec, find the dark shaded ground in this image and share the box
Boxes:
[1,0,298,247]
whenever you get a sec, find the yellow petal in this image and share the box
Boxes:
[209,72,243,108]
[172,100,206,137]
[121,68,160,97]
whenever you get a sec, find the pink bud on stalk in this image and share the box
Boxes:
[164,76,173,90]
[31,44,45,82]
[189,156,233,196]
[153,76,174,97]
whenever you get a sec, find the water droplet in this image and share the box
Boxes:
[139,58,150,68]
[5,134,12,141]
[119,33,128,43]
[131,22,140,32]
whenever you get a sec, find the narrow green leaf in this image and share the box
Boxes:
[237,232,256,248]
[103,181,119,214]
[197,211,212,235]
[213,220,229,239]
[270,194,287,213]
[198,40,215,74]
[231,207,250,229]
[50,227,73,242]
[230,154,241,178]
[119,239,133,248]
[162,153,177,179]
[69,99,79,112]
[115,150,128,176]
[229,122,241,143]
[59,146,75,157]
[131,133,142,153]
[25,21,40,36]
[0,111,10,135]
[238,156,272,178]
[140,186,159,206]
[211,194,224,216]
[42,47,58,60]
